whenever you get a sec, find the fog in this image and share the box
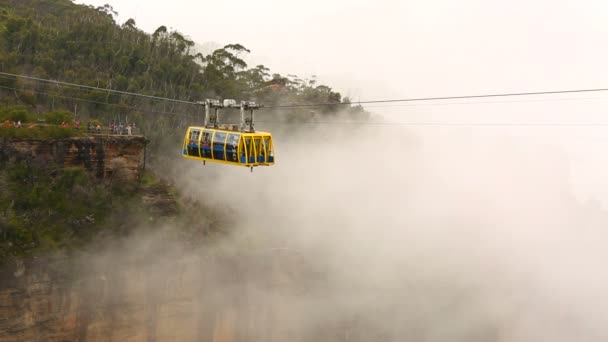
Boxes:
[73,114,608,341]
[76,0,608,112]
[59,0,608,338]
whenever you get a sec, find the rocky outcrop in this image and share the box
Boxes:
[0,136,321,341]
[140,184,178,217]
[0,250,312,342]
[0,136,148,182]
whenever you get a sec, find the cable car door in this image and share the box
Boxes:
[187,129,200,157]
[245,136,254,164]
[226,133,240,163]
[263,136,273,163]
[212,131,227,161]
[254,136,264,163]
[200,130,213,158]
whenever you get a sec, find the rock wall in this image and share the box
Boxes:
[0,251,312,342]
[0,136,327,341]
[0,136,147,182]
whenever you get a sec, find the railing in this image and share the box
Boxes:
[83,127,143,136]
[2,122,144,137]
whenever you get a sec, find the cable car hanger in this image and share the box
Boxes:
[182,99,275,172]
[198,99,262,133]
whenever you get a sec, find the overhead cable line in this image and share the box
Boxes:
[0,71,199,105]
[264,88,608,109]
[4,83,608,127]
[4,71,608,110]
[0,85,188,116]
[358,96,608,108]
[6,72,607,111]
[256,121,608,127]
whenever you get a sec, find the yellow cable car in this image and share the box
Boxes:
[182,126,275,168]
[181,99,275,171]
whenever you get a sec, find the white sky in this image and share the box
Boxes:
[74,0,608,101]
[75,0,608,205]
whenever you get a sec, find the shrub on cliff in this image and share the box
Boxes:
[0,162,135,261]
[44,110,73,125]
[0,105,34,123]
[0,125,82,138]
[0,0,367,129]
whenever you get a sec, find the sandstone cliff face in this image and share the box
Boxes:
[0,136,320,341]
[0,136,147,182]
[0,251,311,342]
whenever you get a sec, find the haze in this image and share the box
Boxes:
[74,0,608,204]
[82,122,608,340]
[65,1,608,339]
[75,0,607,99]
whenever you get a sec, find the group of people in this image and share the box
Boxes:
[109,122,135,135]
[86,122,102,133]
[83,122,137,135]
[60,121,80,129]
[3,117,138,136]
[3,120,22,128]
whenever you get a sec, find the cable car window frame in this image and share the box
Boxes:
[263,135,272,163]
[188,129,201,157]
[265,136,273,157]
[239,136,246,164]
[189,129,200,145]
[244,136,254,163]
[253,136,262,163]
[226,133,240,163]
[259,136,267,162]
[270,136,275,161]
[200,130,213,158]
[212,131,228,161]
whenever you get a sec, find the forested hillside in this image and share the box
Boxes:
[0,0,367,132]
[0,0,370,261]
[0,0,368,261]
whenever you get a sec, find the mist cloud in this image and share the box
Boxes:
[69,118,608,341]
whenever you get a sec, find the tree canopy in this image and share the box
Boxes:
[0,0,368,133]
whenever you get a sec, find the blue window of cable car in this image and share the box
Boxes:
[239,137,246,163]
[254,137,264,163]
[245,137,255,163]
[258,137,266,163]
[264,136,274,163]
[213,131,227,160]
[187,129,200,157]
[200,130,213,158]
[226,133,240,163]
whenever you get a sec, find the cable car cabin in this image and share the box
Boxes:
[182,126,275,168]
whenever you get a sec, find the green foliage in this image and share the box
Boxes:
[0,124,82,138]
[0,0,368,131]
[0,162,140,261]
[0,105,33,122]
[140,170,159,187]
[0,0,371,262]
[44,110,73,124]
[1,164,90,258]
[87,118,101,127]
